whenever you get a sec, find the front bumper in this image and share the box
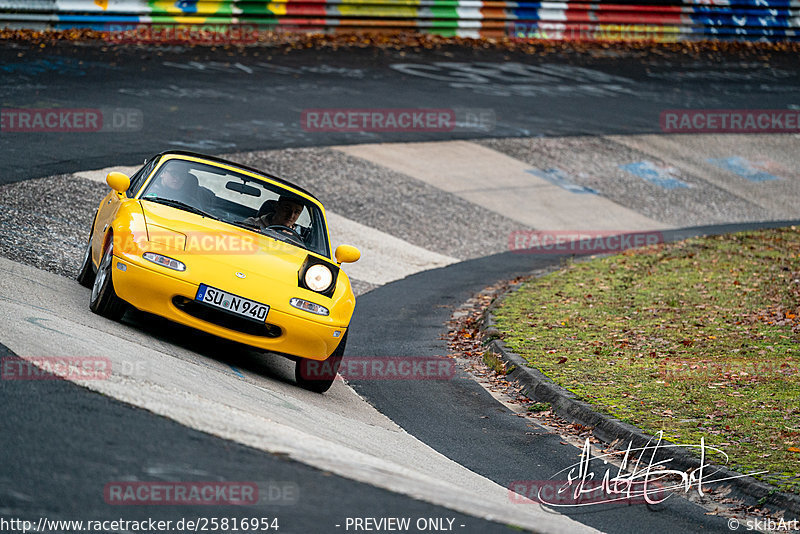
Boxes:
[111,255,346,360]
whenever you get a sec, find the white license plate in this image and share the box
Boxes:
[195,284,269,322]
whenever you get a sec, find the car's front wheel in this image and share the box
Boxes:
[295,333,347,394]
[89,237,126,320]
[76,237,95,288]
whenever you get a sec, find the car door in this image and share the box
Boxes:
[91,187,125,264]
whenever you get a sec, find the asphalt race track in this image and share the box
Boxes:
[348,221,800,534]
[2,43,799,185]
[0,339,538,534]
[1,41,799,534]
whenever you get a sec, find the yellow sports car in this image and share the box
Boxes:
[77,151,360,392]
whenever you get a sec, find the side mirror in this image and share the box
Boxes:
[106,172,130,194]
[335,245,361,264]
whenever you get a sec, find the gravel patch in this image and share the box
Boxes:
[226,147,528,260]
[0,173,392,295]
[6,137,787,285]
[477,136,775,227]
[0,174,104,278]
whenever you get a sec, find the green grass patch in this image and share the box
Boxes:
[527,402,552,413]
[493,228,800,493]
[483,350,508,375]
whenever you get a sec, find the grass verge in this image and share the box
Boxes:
[493,227,800,493]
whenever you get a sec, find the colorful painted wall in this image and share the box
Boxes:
[1,0,798,41]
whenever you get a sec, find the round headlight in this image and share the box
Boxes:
[305,264,333,292]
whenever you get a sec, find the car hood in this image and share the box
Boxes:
[139,201,321,286]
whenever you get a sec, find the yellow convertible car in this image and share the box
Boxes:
[77,151,360,392]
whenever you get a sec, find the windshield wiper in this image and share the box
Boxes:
[222,219,311,251]
[143,197,216,219]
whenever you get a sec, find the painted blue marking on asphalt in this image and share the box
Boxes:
[620,161,690,190]
[230,366,245,378]
[526,168,598,194]
[707,157,781,182]
[0,56,115,77]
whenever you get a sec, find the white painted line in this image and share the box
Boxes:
[67,171,458,286]
[335,140,664,231]
[608,134,800,220]
[327,211,458,285]
[73,165,141,184]
[0,257,596,534]
[73,165,140,183]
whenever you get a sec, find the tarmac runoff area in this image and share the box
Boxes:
[0,133,798,529]
[0,256,594,534]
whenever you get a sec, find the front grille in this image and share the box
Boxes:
[172,297,282,338]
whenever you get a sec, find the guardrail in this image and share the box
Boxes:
[1,1,798,42]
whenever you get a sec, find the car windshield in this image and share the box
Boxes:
[139,159,330,258]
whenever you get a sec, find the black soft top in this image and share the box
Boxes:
[153,150,319,203]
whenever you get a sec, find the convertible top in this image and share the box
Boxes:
[152,150,320,204]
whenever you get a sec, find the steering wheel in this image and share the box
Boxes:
[266,225,305,245]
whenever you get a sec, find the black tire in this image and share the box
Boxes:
[76,237,95,288]
[89,237,127,320]
[295,333,347,394]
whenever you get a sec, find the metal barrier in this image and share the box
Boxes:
[1,1,798,41]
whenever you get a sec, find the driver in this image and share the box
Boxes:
[243,195,304,231]
[144,165,200,205]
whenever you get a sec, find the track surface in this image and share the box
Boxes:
[0,341,526,534]
[1,42,799,184]
[349,222,800,534]
[1,41,799,533]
